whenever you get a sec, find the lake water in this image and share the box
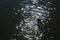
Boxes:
[0,0,59,40]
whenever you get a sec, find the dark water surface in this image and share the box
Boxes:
[0,0,60,40]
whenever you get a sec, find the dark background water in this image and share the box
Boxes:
[0,0,60,40]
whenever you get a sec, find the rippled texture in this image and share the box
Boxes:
[13,0,56,40]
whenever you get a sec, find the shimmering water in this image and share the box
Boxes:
[14,0,56,40]
[0,0,59,40]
